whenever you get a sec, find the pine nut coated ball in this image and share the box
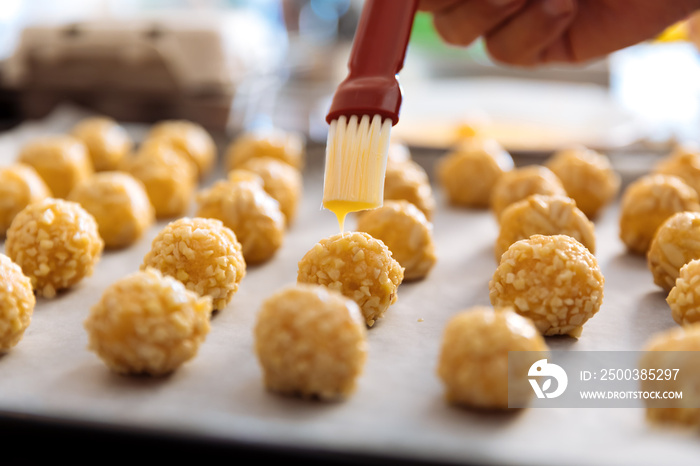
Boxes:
[356,200,436,281]
[647,212,700,291]
[5,198,104,298]
[0,164,51,235]
[68,172,154,249]
[0,254,35,351]
[297,232,404,327]
[120,138,197,219]
[545,146,620,219]
[141,217,246,311]
[84,268,212,376]
[653,144,700,196]
[436,307,548,409]
[254,284,368,400]
[195,171,285,265]
[71,116,133,171]
[489,234,604,338]
[495,194,595,262]
[225,129,305,171]
[437,137,514,208]
[639,324,700,426]
[147,120,216,178]
[18,135,93,198]
[239,156,302,227]
[387,140,411,165]
[490,165,566,220]
[384,158,436,221]
[619,174,700,255]
[667,259,700,325]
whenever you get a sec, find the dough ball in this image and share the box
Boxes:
[356,200,436,281]
[436,306,548,409]
[195,171,285,265]
[619,174,700,255]
[652,143,700,196]
[5,198,104,297]
[639,324,700,426]
[387,140,412,165]
[147,120,216,178]
[297,231,404,327]
[667,259,700,325]
[84,268,212,376]
[18,135,93,198]
[495,194,595,262]
[0,254,35,351]
[68,172,155,249]
[141,217,246,311]
[120,137,197,219]
[0,163,51,235]
[239,156,303,226]
[436,137,514,208]
[225,129,305,171]
[71,116,133,171]
[384,159,436,221]
[648,212,700,291]
[545,146,620,218]
[489,234,604,338]
[254,284,367,400]
[490,165,566,220]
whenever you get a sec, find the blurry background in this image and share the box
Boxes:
[1,0,699,160]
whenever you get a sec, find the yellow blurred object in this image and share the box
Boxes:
[655,20,690,43]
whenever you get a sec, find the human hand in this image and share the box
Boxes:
[418,0,700,66]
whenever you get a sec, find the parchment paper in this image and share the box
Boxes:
[0,106,697,466]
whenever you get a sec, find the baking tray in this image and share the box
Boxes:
[0,107,698,466]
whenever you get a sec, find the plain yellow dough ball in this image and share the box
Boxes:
[84,268,212,376]
[384,158,436,221]
[0,254,35,351]
[639,324,700,426]
[667,259,700,325]
[5,198,104,297]
[489,234,604,338]
[356,200,436,281]
[68,172,154,249]
[619,174,700,255]
[18,135,93,198]
[120,138,197,219]
[225,129,305,172]
[652,143,700,196]
[147,120,216,178]
[495,194,596,262]
[0,164,51,235]
[195,171,285,265]
[297,232,404,327]
[545,146,620,219]
[71,116,133,172]
[254,284,368,400]
[141,217,246,311]
[437,307,548,409]
[239,156,303,226]
[647,212,700,291]
[490,165,567,220]
[436,137,514,208]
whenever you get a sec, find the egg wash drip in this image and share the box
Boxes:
[322,114,392,233]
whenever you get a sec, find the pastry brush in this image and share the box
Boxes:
[322,0,418,230]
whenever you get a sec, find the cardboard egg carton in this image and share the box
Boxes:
[2,16,278,131]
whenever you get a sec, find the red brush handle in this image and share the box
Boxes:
[326,0,418,125]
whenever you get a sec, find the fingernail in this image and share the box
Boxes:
[543,0,574,16]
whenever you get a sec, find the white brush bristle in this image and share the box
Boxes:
[323,114,392,209]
